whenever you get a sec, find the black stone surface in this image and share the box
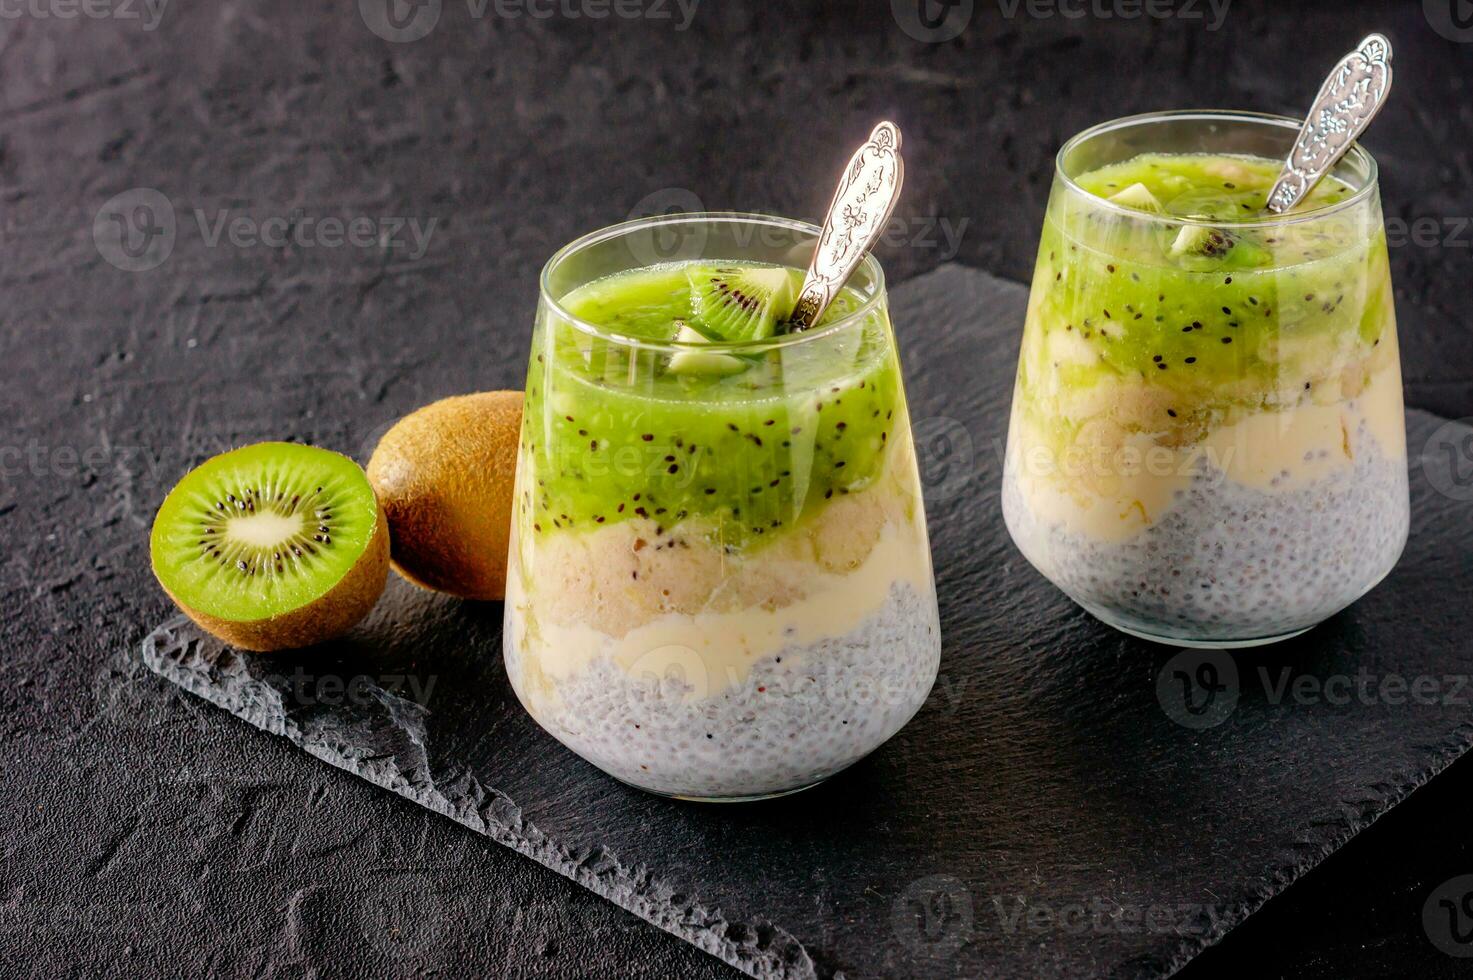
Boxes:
[143,266,1473,979]
[6,1,1473,976]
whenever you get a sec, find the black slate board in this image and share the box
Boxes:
[142,266,1473,979]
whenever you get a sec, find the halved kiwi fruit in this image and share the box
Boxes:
[150,442,389,651]
[684,264,798,342]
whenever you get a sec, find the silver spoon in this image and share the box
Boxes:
[789,121,905,331]
[1266,33,1393,214]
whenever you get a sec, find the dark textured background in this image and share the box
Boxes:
[4,0,1472,976]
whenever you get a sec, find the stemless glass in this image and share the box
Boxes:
[1002,111,1410,647]
[504,213,941,801]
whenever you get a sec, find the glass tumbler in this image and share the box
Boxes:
[504,213,942,800]
[1002,111,1409,647]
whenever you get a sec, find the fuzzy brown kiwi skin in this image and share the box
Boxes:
[367,391,522,601]
[158,500,390,652]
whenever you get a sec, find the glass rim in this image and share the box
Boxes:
[1055,109,1380,229]
[537,211,888,354]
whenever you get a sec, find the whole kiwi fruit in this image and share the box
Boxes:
[367,391,522,601]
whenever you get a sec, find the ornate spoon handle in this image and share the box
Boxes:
[789,121,904,331]
[1267,33,1393,214]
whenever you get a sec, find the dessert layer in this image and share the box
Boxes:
[503,579,941,799]
[1024,152,1394,423]
[1002,425,1409,641]
[523,261,903,544]
[1015,247,1397,438]
[1005,345,1406,543]
[514,428,922,617]
[506,476,932,703]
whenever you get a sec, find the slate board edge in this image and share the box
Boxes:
[1153,716,1473,978]
[140,617,812,980]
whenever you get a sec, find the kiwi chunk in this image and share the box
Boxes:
[1170,223,1234,258]
[684,264,798,342]
[1168,221,1272,269]
[666,321,748,377]
[1108,182,1165,214]
[149,442,388,651]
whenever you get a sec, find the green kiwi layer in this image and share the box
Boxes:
[523,262,901,547]
[1020,152,1391,434]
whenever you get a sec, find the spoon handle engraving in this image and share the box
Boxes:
[1267,33,1393,215]
[790,122,905,331]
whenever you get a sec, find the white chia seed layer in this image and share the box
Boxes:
[1003,425,1410,643]
[504,581,941,799]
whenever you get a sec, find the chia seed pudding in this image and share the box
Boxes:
[504,581,939,799]
[1003,423,1409,643]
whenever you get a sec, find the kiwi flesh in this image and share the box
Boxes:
[666,320,748,377]
[1107,189,1273,269]
[1170,222,1234,258]
[1108,182,1165,213]
[149,442,389,651]
[367,391,521,601]
[684,264,798,342]
[1168,221,1272,269]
